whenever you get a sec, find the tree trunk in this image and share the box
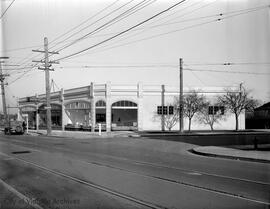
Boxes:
[188,118,191,131]
[210,124,214,131]
[235,114,239,131]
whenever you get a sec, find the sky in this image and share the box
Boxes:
[0,0,270,112]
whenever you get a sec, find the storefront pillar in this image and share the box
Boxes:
[36,105,39,131]
[90,82,96,132]
[106,81,111,132]
[137,82,143,131]
[60,88,65,131]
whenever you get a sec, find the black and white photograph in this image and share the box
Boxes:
[0,0,269,208]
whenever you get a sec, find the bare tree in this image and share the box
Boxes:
[183,91,206,131]
[218,86,259,130]
[163,112,179,131]
[196,101,226,131]
[153,99,179,131]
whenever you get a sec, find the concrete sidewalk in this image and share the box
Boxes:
[192,146,270,164]
[27,129,140,138]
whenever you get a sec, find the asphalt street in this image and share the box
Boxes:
[0,133,269,209]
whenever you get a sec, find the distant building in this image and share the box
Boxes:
[18,82,245,131]
[246,102,270,129]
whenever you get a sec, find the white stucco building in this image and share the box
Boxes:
[18,82,245,132]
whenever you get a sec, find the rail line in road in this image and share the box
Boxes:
[0,151,269,208]
[1,137,269,186]
[0,151,166,209]
[0,138,269,207]
[0,176,44,209]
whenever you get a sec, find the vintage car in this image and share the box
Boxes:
[4,121,25,135]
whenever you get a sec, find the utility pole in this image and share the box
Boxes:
[161,84,165,131]
[179,58,184,133]
[32,37,59,135]
[239,82,243,97]
[0,57,9,126]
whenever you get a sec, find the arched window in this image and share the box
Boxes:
[65,101,90,109]
[112,100,137,107]
[96,100,106,107]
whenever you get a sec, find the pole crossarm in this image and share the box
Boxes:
[32,37,56,135]
[32,49,59,54]
[38,67,54,71]
[32,60,59,64]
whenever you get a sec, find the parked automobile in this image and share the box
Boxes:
[4,121,25,135]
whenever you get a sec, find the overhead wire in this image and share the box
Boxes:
[0,0,16,19]
[6,0,124,80]
[50,0,136,51]
[7,2,270,84]
[73,4,269,58]
[54,0,156,53]
[6,0,124,83]
[48,0,121,47]
[184,68,270,75]
[185,62,270,66]
[51,0,198,54]
[54,0,201,56]
[56,64,270,76]
[56,0,187,61]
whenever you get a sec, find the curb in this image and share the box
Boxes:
[27,132,138,139]
[189,148,270,164]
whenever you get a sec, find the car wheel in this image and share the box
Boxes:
[15,126,22,133]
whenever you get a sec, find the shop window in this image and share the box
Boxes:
[169,106,174,115]
[208,106,225,115]
[96,100,106,107]
[112,100,137,107]
[157,106,171,115]
[157,106,163,114]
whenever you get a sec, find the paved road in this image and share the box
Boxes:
[0,133,269,209]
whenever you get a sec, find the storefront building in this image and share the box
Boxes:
[18,82,245,131]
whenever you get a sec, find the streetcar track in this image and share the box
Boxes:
[0,151,269,207]
[0,137,269,205]
[1,137,269,187]
[0,151,166,209]
[0,177,44,209]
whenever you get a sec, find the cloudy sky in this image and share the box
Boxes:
[1,0,270,111]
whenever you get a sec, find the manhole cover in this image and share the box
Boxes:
[12,151,31,154]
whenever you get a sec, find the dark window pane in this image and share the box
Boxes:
[208,106,214,115]
[220,106,225,115]
[214,106,219,114]
[163,106,168,114]
[169,106,174,115]
[157,106,162,114]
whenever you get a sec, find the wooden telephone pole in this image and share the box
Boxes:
[0,57,9,125]
[33,37,59,135]
[179,58,184,133]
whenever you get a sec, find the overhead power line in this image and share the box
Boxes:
[58,64,177,69]
[56,64,270,76]
[55,0,156,53]
[185,62,270,66]
[0,0,16,19]
[56,0,187,61]
[50,0,135,51]
[48,0,121,47]
[76,4,269,57]
[184,68,270,75]
[6,0,122,75]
